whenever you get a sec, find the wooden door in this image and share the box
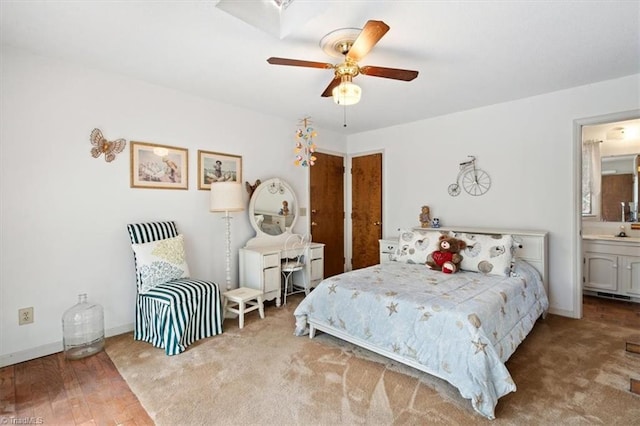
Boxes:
[309,152,345,278]
[351,153,382,270]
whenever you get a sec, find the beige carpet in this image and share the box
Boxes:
[106,295,640,425]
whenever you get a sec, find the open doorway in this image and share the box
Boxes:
[576,110,640,319]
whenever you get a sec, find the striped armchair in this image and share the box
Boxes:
[126,221,223,355]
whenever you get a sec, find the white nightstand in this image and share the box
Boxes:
[379,238,398,264]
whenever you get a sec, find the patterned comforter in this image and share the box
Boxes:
[293,259,549,419]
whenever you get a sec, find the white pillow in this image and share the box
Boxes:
[455,233,514,277]
[132,234,191,293]
[395,229,451,264]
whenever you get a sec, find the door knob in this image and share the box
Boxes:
[311,221,318,226]
[311,209,317,213]
[373,221,381,226]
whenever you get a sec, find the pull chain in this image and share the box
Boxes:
[343,103,348,127]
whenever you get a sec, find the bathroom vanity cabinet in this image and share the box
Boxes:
[583,237,640,302]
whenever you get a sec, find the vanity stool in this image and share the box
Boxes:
[223,287,265,329]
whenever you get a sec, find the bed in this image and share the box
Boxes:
[293,227,549,419]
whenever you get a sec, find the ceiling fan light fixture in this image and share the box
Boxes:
[332,80,361,106]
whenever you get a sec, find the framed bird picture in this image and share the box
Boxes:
[130,141,188,190]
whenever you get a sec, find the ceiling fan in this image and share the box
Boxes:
[267,20,419,106]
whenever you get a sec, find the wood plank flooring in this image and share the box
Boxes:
[582,294,640,329]
[1,295,638,425]
[0,350,152,425]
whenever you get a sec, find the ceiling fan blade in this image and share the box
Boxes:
[267,57,334,69]
[360,65,419,81]
[321,77,341,97]
[346,20,390,62]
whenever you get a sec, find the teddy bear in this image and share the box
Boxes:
[419,205,431,228]
[426,235,467,274]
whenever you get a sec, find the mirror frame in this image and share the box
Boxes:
[248,178,298,238]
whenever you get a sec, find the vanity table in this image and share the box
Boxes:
[239,178,325,307]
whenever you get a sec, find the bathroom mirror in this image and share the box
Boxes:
[600,154,639,222]
[582,117,640,223]
[248,178,297,237]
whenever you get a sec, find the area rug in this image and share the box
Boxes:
[106,296,640,425]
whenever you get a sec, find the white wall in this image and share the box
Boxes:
[0,47,346,366]
[347,74,640,317]
[2,45,638,366]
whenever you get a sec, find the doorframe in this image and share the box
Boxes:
[572,108,640,319]
[346,149,384,271]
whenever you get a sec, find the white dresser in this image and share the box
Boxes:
[239,240,324,307]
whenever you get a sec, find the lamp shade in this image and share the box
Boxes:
[210,182,244,212]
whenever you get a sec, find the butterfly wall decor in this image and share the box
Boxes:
[90,128,126,163]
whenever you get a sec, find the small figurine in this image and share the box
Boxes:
[431,217,441,228]
[280,200,290,216]
[419,205,431,228]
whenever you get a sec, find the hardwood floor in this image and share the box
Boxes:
[583,294,640,329]
[1,296,638,425]
[0,350,152,425]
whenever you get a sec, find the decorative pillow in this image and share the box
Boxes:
[455,233,514,276]
[394,229,451,264]
[131,234,191,293]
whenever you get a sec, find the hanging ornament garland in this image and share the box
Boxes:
[294,117,317,167]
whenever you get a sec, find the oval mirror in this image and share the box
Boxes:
[248,178,297,237]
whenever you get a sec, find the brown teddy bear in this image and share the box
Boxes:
[426,235,467,274]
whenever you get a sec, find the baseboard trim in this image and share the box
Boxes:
[0,323,134,368]
[548,306,577,318]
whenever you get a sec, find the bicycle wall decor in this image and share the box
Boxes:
[447,155,491,197]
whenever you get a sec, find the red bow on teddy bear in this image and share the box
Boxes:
[426,235,467,274]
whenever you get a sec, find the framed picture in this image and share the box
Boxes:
[130,141,188,189]
[198,150,242,190]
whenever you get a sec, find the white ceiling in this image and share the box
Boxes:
[1,1,639,135]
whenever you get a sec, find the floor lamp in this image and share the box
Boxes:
[210,182,244,291]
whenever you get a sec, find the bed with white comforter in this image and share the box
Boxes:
[294,258,548,419]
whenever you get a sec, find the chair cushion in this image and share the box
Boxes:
[136,278,222,355]
[131,234,191,293]
[282,260,304,271]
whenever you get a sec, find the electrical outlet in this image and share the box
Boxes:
[18,307,34,325]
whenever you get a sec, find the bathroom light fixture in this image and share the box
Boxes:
[332,75,361,106]
[606,126,625,140]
